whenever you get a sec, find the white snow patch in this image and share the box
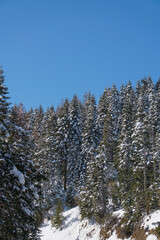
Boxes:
[40,206,100,240]
[113,209,125,219]
[146,234,158,240]
[106,230,119,240]
[11,166,25,185]
[142,210,160,230]
[106,230,129,240]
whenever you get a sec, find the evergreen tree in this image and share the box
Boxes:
[55,99,70,195]
[80,151,106,221]
[101,84,120,168]
[0,66,13,239]
[114,82,136,218]
[131,77,155,216]
[67,95,82,204]
[96,88,110,142]
[9,105,40,239]
[81,93,98,184]
[31,106,46,213]
[42,106,57,210]
[0,67,40,239]
[153,80,160,209]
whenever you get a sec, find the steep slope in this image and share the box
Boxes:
[40,206,101,240]
[40,207,160,240]
[100,210,160,240]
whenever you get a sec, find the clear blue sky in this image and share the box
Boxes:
[0,0,160,110]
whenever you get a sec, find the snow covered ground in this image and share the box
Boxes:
[40,206,100,240]
[142,210,160,231]
[40,207,160,240]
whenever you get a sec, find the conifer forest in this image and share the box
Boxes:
[0,67,160,239]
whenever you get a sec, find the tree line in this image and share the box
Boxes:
[0,66,159,239]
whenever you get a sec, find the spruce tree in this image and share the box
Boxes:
[96,88,110,142]
[9,105,40,239]
[0,66,13,239]
[67,95,82,204]
[131,77,155,216]
[153,80,160,209]
[114,82,136,220]
[80,150,106,221]
[55,99,70,196]
[0,67,40,239]
[81,93,98,184]
[42,106,57,210]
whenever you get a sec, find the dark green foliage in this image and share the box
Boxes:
[51,200,63,229]
[96,87,110,141]
[81,93,98,185]
[155,223,160,237]
[113,82,136,213]
[0,67,40,240]
[66,95,82,204]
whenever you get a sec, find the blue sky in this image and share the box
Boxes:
[0,0,160,110]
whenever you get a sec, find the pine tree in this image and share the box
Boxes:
[153,80,160,209]
[42,106,57,210]
[0,67,40,239]
[101,84,120,169]
[114,82,136,219]
[9,105,40,239]
[131,77,156,216]
[96,88,110,142]
[31,106,46,214]
[55,99,70,196]
[0,66,13,239]
[81,93,98,185]
[80,151,105,220]
[67,95,82,204]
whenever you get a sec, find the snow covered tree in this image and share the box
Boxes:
[31,106,46,213]
[81,93,98,184]
[66,95,82,204]
[80,139,116,221]
[32,105,44,141]
[0,67,40,239]
[9,109,40,239]
[114,82,136,218]
[101,84,120,168]
[131,77,156,216]
[41,106,58,210]
[152,80,160,209]
[80,151,105,221]
[0,66,13,239]
[96,88,110,142]
[55,99,71,195]
[10,103,28,129]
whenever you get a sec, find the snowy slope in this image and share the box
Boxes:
[142,210,160,231]
[40,207,160,240]
[40,206,101,240]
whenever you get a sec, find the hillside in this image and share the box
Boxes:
[40,207,160,240]
[40,207,100,240]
